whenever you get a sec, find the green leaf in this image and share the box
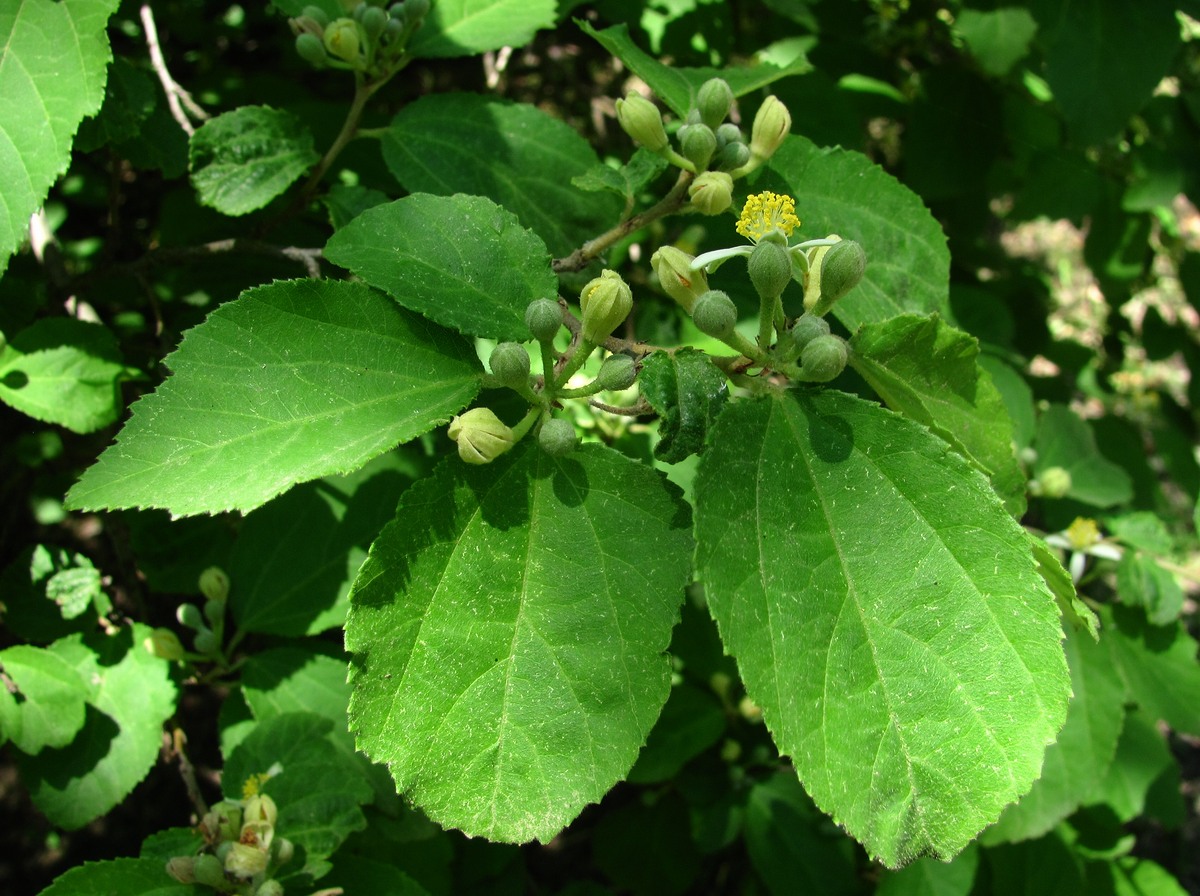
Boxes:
[640,348,729,464]
[954,8,1038,77]
[346,443,693,842]
[591,791,699,895]
[1034,405,1133,508]
[325,194,557,342]
[876,845,980,896]
[0,0,120,275]
[20,625,177,829]
[572,149,670,202]
[849,314,1025,516]
[0,645,90,754]
[74,57,157,152]
[222,712,372,877]
[756,136,952,330]
[1115,553,1184,626]
[1091,707,1180,824]
[381,95,623,257]
[983,831,1083,895]
[626,682,726,785]
[39,857,192,896]
[1033,0,1180,144]
[982,624,1126,843]
[694,391,1069,867]
[229,454,415,636]
[0,545,102,643]
[409,0,557,59]
[0,318,134,433]
[1104,605,1200,736]
[66,280,481,517]
[188,105,318,216]
[1032,538,1098,640]
[578,20,812,117]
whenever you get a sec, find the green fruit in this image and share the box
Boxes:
[525,298,563,343]
[538,418,578,456]
[692,290,738,338]
[799,334,848,382]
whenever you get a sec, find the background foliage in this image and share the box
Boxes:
[2,0,1199,894]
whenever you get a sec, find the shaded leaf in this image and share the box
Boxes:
[955,8,1038,77]
[0,645,90,754]
[1104,605,1200,736]
[1034,405,1133,508]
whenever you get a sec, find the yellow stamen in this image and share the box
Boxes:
[735,191,800,242]
[1066,517,1100,551]
[242,772,271,800]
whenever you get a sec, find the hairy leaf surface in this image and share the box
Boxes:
[346,443,693,842]
[67,280,480,517]
[694,390,1069,867]
[409,0,557,58]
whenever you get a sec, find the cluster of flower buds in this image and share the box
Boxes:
[290,0,429,76]
[614,78,791,216]
[166,786,293,895]
[146,566,230,662]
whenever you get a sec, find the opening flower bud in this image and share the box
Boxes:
[615,93,668,153]
[199,566,230,603]
[488,342,531,387]
[678,123,717,171]
[579,270,633,343]
[596,354,637,391]
[538,418,578,457]
[295,32,327,65]
[748,240,792,300]
[688,171,734,216]
[525,298,563,343]
[448,408,514,465]
[696,78,734,129]
[749,95,791,162]
[144,628,185,661]
[323,18,362,63]
[224,842,270,880]
[651,246,708,313]
[242,794,278,830]
[165,857,197,884]
[814,239,866,312]
[692,290,738,338]
[799,334,849,382]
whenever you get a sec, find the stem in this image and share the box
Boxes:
[757,291,780,355]
[552,170,695,273]
[554,339,597,387]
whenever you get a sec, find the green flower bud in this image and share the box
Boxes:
[242,793,278,831]
[382,16,404,44]
[678,123,717,170]
[813,239,866,313]
[579,270,633,343]
[323,18,362,63]
[203,800,243,843]
[224,841,270,880]
[488,342,531,387]
[256,881,286,896]
[272,837,295,866]
[696,78,734,129]
[715,141,751,171]
[799,334,849,382]
[749,95,791,161]
[165,856,197,884]
[143,628,185,661]
[176,602,204,631]
[1033,466,1072,499]
[538,418,578,457]
[748,240,792,300]
[448,408,514,465]
[525,298,563,343]
[361,5,387,41]
[786,312,830,355]
[193,629,218,655]
[389,2,406,17]
[596,354,637,391]
[406,0,430,21]
[301,5,330,26]
[692,290,738,338]
[687,171,734,215]
[650,246,708,313]
[289,13,325,38]
[295,32,327,65]
[199,566,230,603]
[352,2,368,22]
[193,853,228,888]
[615,93,668,153]
[715,123,743,146]
[204,598,224,631]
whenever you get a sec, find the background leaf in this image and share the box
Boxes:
[0,645,90,754]
[66,280,481,517]
[19,625,177,829]
[346,443,693,842]
[382,94,624,257]
[0,0,119,275]
[325,194,557,342]
[409,0,557,58]
[849,314,1025,516]
[1033,405,1133,508]
[694,390,1069,866]
[188,106,318,216]
[756,136,952,330]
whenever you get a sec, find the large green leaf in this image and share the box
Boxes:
[578,21,812,117]
[756,137,952,330]
[954,8,1038,77]
[849,314,1025,516]
[66,280,481,517]
[0,318,134,433]
[39,858,192,896]
[381,94,623,257]
[694,390,1069,867]
[346,443,693,842]
[1104,605,1200,736]
[0,0,119,275]
[188,105,318,216]
[325,194,557,342]
[408,0,557,59]
[0,644,90,754]
[20,625,177,829]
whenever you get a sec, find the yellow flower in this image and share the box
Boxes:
[735,192,800,243]
[1065,517,1101,551]
[242,772,272,800]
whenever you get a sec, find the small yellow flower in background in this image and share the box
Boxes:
[242,772,272,800]
[1066,517,1101,551]
[735,191,800,242]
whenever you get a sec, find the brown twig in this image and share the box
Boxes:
[168,728,209,818]
[140,4,209,136]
